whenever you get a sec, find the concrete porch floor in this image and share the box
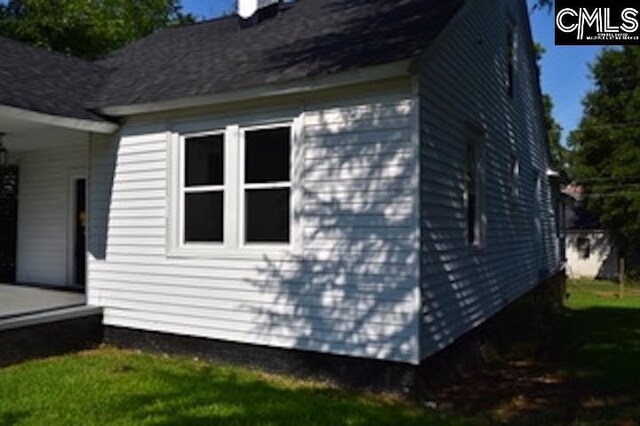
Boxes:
[0,284,85,320]
[0,284,102,367]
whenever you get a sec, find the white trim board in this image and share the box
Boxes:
[0,104,118,134]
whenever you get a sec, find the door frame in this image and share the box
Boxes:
[67,175,87,288]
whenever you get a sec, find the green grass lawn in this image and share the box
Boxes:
[0,348,466,426]
[557,279,640,423]
[0,279,639,425]
[565,279,640,388]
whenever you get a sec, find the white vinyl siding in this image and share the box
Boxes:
[87,91,421,364]
[417,0,562,359]
[16,142,88,286]
[565,231,619,280]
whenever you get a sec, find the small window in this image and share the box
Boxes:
[507,24,517,98]
[465,135,484,246]
[577,237,591,259]
[509,153,519,199]
[535,173,544,206]
[182,133,225,243]
[243,127,291,244]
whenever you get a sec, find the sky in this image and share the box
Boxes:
[526,3,603,145]
[182,1,602,146]
[181,0,235,19]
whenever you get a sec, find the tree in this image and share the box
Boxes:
[569,47,640,288]
[0,0,194,59]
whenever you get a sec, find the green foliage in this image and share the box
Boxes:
[569,47,640,251]
[0,0,194,59]
[627,266,640,284]
[533,0,553,12]
[563,279,640,396]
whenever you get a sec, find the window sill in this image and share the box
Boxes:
[467,242,486,254]
[167,245,295,261]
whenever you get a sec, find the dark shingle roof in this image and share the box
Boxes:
[1,0,466,119]
[565,198,602,231]
[0,36,112,122]
[94,0,465,108]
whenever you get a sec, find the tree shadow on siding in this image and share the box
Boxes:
[247,0,558,382]
[243,90,514,387]
[246,99,423,374]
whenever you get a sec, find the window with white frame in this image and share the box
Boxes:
[535,172,544,206]
[183,133,225,243]
[171,122,293,255]
[509,152,519,200]
[464,134,484,247]
[242,126,291,244]
[507,21,517,98]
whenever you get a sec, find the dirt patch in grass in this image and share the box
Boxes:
[432,359,638,425]
[427,279,640,425]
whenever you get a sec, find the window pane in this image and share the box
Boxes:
[577,237,591,259]
[246,189,290,243]
[185,134,224,187]
[185,192,223,242]
[467,193,476,244]
[245,127,290,183]
[466,141,477,188]
[510,154,519,198]
[466,139,479,245]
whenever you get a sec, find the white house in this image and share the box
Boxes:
[563,185,621,280]
[0,0,563,388]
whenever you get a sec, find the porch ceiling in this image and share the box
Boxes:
[0,109,93,152]
[0,102,118,153]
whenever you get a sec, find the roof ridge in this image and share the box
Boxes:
[99,0,308,62]
[97,14,239,62]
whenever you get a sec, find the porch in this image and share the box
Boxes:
[0,284,102,367]
[0,108,102,289]
[0,284,86,321]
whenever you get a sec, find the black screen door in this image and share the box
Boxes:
[74,179,86,287]
[0,166,18,283]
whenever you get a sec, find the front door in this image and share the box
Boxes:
[73,179,86,287]
[0,166,18,283]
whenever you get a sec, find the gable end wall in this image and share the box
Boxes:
[417,0,562,360]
